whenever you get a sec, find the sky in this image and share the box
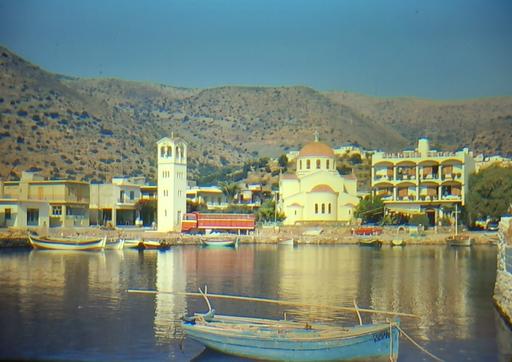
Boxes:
[0,0,511,99]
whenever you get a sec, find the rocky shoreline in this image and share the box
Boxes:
[0,225,499,248]
[494,217,512,326]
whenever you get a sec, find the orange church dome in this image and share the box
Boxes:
[298,141,335,158]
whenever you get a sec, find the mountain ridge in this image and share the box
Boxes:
[1,45,511,182]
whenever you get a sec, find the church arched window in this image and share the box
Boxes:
[167,146,172,158]
[316,160,321,169]
[326,160,330,169]
[299,160,302,170]
[328,203,332,213]
[315,204,318,214]
[307,160,311,169]
[321,203,325,213]
[160,147,165,157]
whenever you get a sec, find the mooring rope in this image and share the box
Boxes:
[396,324,444,361]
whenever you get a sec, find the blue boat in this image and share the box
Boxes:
[182,312,400,361]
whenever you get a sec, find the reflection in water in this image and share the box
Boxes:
[154,250,186,343]
[0,245,509,361]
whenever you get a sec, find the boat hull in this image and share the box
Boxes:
[358,239,383,248]
[28,235,107,251]
[182,315,399,362]
[201,238,238,247]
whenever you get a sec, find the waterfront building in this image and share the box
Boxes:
[157,135,187,232]
[371,138,475,225]
[89,176,142,226]
[186,186,228,210]
[278,136,359,225]
[0,171,89,228]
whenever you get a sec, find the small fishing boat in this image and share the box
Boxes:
[28,234,107,251]
[105,238,125,250]
[123,239,142,248]
[181,289,400,361]
[391,239,405,247]
[302,227,323,236]
[200,238,238,247]
[447,235,473,247]
[358,238,383,248]
[137,240,171,250]
[278,238,296,246]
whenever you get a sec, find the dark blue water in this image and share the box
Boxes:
[0,245,510,361]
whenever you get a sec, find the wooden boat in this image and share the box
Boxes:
[358,238,383,248]
[105,238,125,250]
[28,234,107,251]
[391,239,405,247]
[200,238,238,247]
[278,238,296,246]
[137,240,171,250]
[123,239,142,248]
[447,235,473,247]
[182,312,400,361]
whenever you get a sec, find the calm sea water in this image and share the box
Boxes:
[0,244,510,361]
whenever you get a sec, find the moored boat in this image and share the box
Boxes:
[123,239,142,248]
[278,238,296,246]
[391,239,405,247]
[200,238,238,247]
[358,238,383,248]
[447,235,473,247]
[28,234,107,251]
[182,312,400,361]
[105,238,125,250]
[137,240,171,250]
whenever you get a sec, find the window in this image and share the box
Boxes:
[307,160,311,169]
[321,203,325,214]
[326,160,330,169]
[52,206,62,216]
[130,191,134,200]
[120,190,125,202]
[328,203,331,214]
[299,160,302,170]
[160,147,165,157]
[316,160,321,169]
[27,208,39,226]
[5,208,11,220]
[315,204,318,214]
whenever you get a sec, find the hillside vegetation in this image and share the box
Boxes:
[1,45,511,183]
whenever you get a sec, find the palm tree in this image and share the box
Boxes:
[219,181,240,204]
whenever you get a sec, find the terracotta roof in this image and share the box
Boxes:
[280,173,298,180]
[310,184,336,193]
[298,141,335,158]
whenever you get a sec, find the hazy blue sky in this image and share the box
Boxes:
[0,0,511,99]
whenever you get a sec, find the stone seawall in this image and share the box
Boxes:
[494,216,512,326]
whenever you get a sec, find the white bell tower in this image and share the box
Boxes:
[157,134,187,232]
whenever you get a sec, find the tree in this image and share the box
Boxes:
[278,154,288,172]
[219,181,240,204]
[354,196,384,224]
[135,199,156,226]
[256,200,285,222]
[465,166,512,225]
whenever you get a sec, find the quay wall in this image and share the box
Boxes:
[0,225,500,248]
[494,216,512,326]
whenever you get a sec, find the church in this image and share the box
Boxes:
[278,136,360,225]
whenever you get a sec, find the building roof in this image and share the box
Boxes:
[310,184,336,193]
[298,141,335,158]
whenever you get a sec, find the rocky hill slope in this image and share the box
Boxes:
[1,45,511,182]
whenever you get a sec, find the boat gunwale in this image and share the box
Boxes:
[184,314,397,342]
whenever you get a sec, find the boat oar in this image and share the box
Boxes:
[127,289,418,319]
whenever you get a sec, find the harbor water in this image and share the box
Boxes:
[0,244,511,361]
